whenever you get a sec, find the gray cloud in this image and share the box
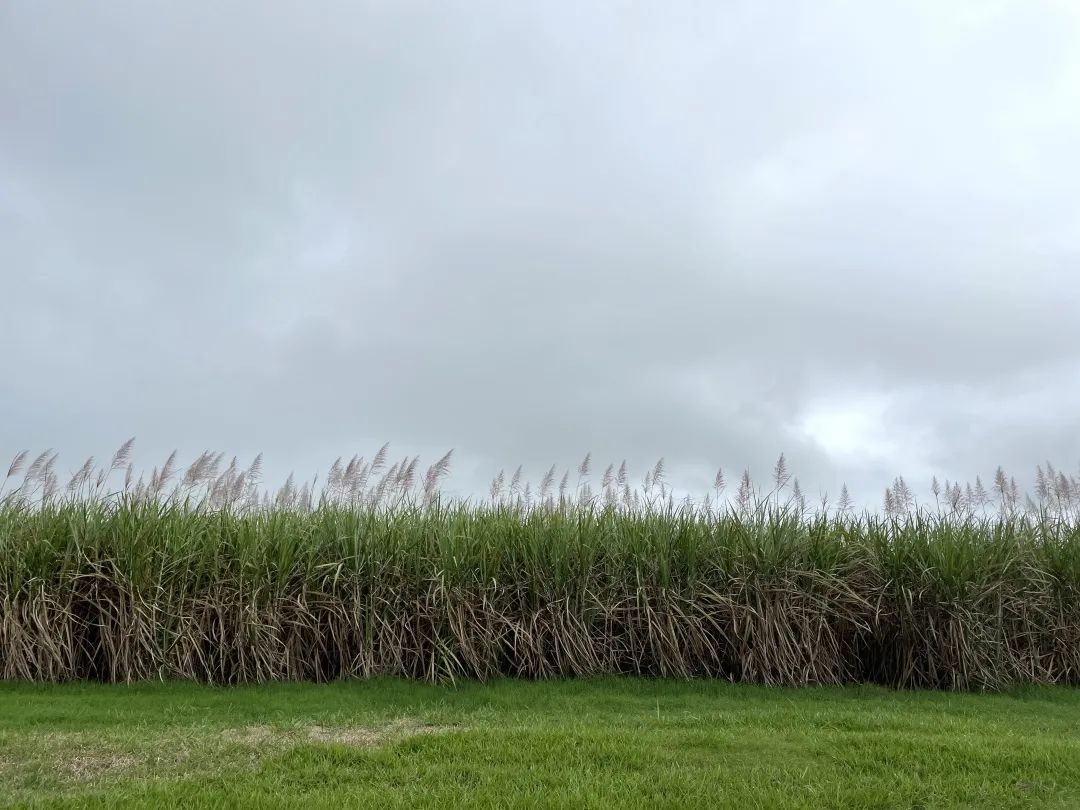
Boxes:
[3,0,1080,506]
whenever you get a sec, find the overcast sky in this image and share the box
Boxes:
[3,1,1080,507]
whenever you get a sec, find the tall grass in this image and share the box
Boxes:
[1,443,1078,689]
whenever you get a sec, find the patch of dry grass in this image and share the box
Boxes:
[222,717,459,749]
[60,749,142,783]
[1,716,460,793]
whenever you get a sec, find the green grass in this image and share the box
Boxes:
[1,679,1079,808]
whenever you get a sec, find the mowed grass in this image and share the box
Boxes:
[1,679,1078,809]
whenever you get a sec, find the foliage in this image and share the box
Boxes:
[1,444,1079,688]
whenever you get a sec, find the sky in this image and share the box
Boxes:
[3,1,1080,508]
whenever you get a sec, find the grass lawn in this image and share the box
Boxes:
[0,679,1078,809]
